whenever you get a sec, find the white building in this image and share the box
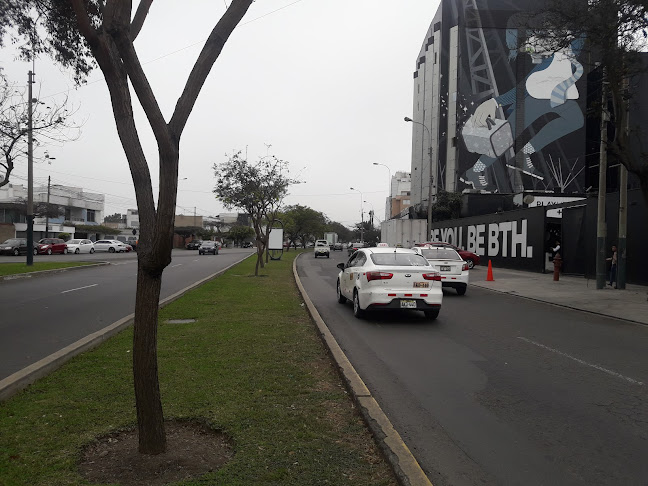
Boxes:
[386,171,412,219]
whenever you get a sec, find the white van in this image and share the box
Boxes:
[314,239,330,258]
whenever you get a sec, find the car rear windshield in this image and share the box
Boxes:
[316,241,328,246]
[370,253,429,266]
[420,248,462,260]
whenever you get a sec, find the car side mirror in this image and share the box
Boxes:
[337,263,345,271]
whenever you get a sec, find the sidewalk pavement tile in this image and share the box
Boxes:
[468,266,648,326]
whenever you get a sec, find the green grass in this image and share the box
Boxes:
[0,251,397,485]
[0,262,96,277]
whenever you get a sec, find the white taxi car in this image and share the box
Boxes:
[336,246,443,320]
[411,245,469,295]
[314,239,330,258]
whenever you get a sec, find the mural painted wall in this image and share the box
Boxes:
[450,0,588,195]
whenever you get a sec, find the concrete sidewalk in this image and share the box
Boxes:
[469,264,648,326]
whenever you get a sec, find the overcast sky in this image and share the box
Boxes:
[1,0,439,229]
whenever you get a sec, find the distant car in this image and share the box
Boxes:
[242,242,254,248]
[336,246,442,320]
[122,243,134,252]
[199,241,219,255]
[186,240,203,250]
[332,242,343,251]
[37,238,67,255]
[314,239,330,258]
[347,242,366,256]
[415,241,480,269]
[412,245,469,295]
[65,239,95,254]
[0,238,38,256]
[93,239,126,253]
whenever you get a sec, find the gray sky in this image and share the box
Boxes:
[2,0,439,229]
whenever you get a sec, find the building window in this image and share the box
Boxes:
[87,209,96,223]
[403,200,410,205]
[65,208,71,221]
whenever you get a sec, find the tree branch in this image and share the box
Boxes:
[170,0,253,136]
[131,0,153,41]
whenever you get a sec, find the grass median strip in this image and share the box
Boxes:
[0,262,96,277]
[0,250,397,485]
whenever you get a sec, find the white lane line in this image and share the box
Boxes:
[111,261,136,266]
[61,284,98,294]
[171,264,182,268]
[518,337,644,385]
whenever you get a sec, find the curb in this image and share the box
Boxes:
[0,253,254,402]
[1,261,111,282]
[292,253,433,486]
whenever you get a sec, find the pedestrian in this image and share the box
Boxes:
[607,245,618,288]
[550,240,561,261]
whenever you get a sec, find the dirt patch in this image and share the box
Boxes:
[79,420,233,486]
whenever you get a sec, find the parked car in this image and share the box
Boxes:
[65,239,95,254]
[336,246,442,320]
[415,241,480,269]
[314,239,330,258]
[0,238,38,256]
[347,242,366,256]
[122,243,134,252]
[412,245,469,295]
[332,242,343,251]
[116,235,138,250]
[186,239,203,250]
[37,238,67,255]
[199,241,219,255]
[93,239,126,253]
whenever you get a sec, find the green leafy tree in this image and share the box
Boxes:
[1,0,255,454]
[104,213,125,223]
[228,223,255,246]
[430,190,462,222]
[214,153,297,275]
[281,204,327,248]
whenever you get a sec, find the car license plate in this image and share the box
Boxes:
[400,299,417,309]
[413,282,429,288]
[440,265,451,271]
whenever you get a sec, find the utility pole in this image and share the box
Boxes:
[617,77,629,289]
[595,70,608,289]
[26,70,35,266]
[45,176,51,238]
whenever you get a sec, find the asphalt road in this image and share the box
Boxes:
[0,248,253,380]
[297,250,648,486]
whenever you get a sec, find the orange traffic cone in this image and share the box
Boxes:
[486,260,494,281]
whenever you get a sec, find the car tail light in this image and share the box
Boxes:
[462,262,469,271]
[422,272,441,281]
[366,271,393,281]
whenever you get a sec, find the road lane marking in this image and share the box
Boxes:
[518,337,644,385]
[111,261,136,266]
[61,284,98,294]
[171,264,182,268]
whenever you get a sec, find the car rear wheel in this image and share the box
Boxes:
[13,248,19,256]
[108,247,115,253]
[33,248,37,255]
[90,248,95,254]
[352,290,364,318]
[75,248,80,254]
[456,285,467,296]
[467,259,475,269]
[424,309,440,320]
[337,280,347,304]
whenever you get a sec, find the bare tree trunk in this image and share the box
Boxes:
[133,264,165,454]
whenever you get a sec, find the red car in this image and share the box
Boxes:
[37,238,68,255]
[416,241,480,269]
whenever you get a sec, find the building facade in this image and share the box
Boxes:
[409,0,595,209]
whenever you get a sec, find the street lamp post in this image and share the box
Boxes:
[404,116,434,241]
[350,187,364,242]
[373,162,392,219]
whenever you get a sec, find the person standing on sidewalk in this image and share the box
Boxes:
[550,240,561,261]
[607,245,618,288]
